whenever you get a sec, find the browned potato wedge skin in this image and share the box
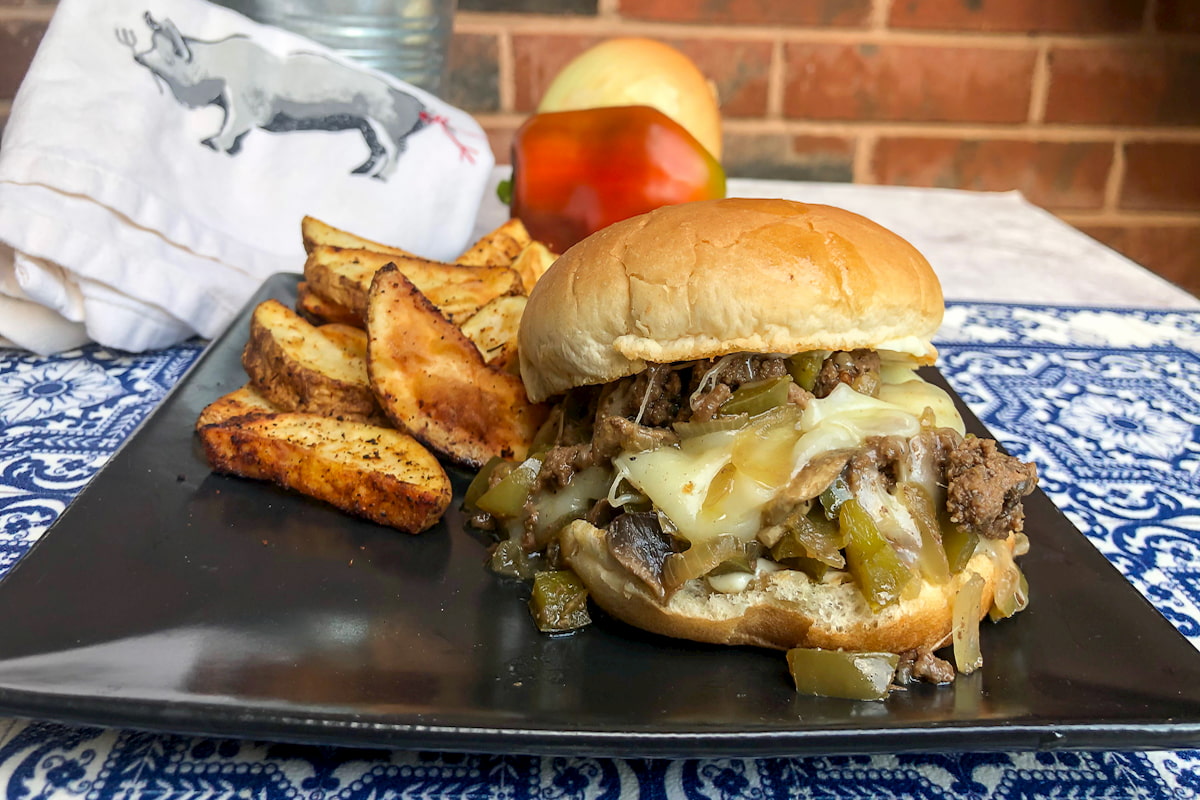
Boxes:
[199,412,451,533]
[301,215,416,258]
[196,384,280,429]
[304,246,524,325]
[242,299,385,425]
[368,264,548,469]
[296,281,362,327]
[456,218,533,267]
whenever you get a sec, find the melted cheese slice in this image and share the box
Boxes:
[612,367,965,546]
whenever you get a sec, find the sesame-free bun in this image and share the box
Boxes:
[559,519,1008,653]
[518,198,943,403]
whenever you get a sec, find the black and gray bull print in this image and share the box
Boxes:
[116,12,475,179]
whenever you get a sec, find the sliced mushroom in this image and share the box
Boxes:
[592,415,679,460]
[762,449,856,527]
[605,512,678,602]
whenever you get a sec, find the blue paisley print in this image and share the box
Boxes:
[0,304,1198,799]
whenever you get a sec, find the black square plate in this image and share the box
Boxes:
[1,275,1198,758]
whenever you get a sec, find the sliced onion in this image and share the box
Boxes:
[989,562,1030,621]
[952,572,986,674]
[897,482,951,585]
[674,413,749,439]
[732,406,803,487]
[662,535,744,591]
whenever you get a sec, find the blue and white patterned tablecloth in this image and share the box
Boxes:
[0,301,1198,799]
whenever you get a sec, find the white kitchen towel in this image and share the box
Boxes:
[0,0,494,354]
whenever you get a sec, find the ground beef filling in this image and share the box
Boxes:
[510,350,1038,589]
[526,351,1036,542]
[945,436,1039,539]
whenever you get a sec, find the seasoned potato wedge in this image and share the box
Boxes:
[304,246,524,325]
[456,218,533,267]
[301,215,416,258]
[368,264,548,468]
[296,281,362,327]
[199,412,451,533]
[316,322,369,355]
[196,383,280,429]
[460,295,526,373]
[509,241,557,294]
[242,299,385,424]
[422,267,526,325]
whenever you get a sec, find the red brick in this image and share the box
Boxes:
[512,34,604,112]
[670,39,772,118]
[872,138,1113,209]
[1079,223,1200,296]
[512,34,771,116]
[445,33,499,113]
[1045,44,1200,126]
[618,0,871,27]
[1156,0,1200,33]
[0,19,47,99]
[889,0,1145,33]
[1120,141,1200,211]
[724,133,855,181]
[783,43,1036,123]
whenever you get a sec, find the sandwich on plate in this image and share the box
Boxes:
[469,197,1038,698]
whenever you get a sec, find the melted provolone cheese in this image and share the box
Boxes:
[611,363,964,546]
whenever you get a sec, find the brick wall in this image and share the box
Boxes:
[2,0,1197,296]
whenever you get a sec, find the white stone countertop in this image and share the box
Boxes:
[473,170,1199,311]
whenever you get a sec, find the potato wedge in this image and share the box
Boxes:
[242,299,385,424]
[304,246,524,325]
[301,215,416,258]
[196,383,280,429]
[456,218,533,267]
[296,281,362,327]
[316,322,369,355]
[460,294,526,373]
[368,264,548,468]
[509,241,557,293]
[199,412,451,533]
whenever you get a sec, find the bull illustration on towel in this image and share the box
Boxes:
[116,12,471,179]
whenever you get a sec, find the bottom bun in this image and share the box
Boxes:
[559,519,1009,653]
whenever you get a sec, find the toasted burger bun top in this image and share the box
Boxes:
[519,197,944,403]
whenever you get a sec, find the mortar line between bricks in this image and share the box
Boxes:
[473,112,1200,144]
[765,37,784,120]
[496,28,515,114]
[1027,43,1051,124]
[594,0,620,22]
[868,0,892,31]
[1103,141,1128,213]
[853,133,877,184]
[1143,0,1159,33]
[715,119,1200,143]
[0,7,55,22]
[454,16,1200,48]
